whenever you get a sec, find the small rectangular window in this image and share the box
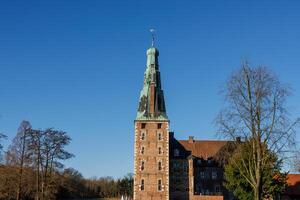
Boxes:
[183,162,188,172]
[141,179,145,191]
[158,161,162,170]
[141,123,146,129]
[158,179,162,191]
[215,185,220,193]
[205,171,210,179]
[174,149,180,157]
[212,171,217,179]
[141,131,146,141]
[157,123,162,129]
[158,132,162,141]
[141,146,145,155]
[158,147,162,155]
[141,161,145,171]
[200,171,205,179]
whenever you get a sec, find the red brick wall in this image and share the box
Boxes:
[134,121,170,200]
[191,195,224,200]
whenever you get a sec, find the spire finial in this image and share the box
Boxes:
[150,28,155,47]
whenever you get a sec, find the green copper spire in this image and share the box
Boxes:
[136,46,168,121]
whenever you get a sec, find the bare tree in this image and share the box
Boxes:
[0,133,7,164]
[28,128,73,200]
[6,120,32,200]
[41,128,73,199]
[293,151,300,172]
[216,62,300,200]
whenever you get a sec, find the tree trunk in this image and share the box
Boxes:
[254,186,260,200]
[17,131,27,200]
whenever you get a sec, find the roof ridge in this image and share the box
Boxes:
[178,139,231,142]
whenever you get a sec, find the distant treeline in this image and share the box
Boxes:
[0,121,133,200]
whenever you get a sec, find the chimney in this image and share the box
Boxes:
[188,136,194,144]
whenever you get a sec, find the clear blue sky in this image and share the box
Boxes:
[0,0,299,178]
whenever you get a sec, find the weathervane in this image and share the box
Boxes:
[150,28,155,47]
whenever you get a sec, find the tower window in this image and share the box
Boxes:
[141,123,146,129]
[158,132,162,141]
[158,147,162,155]
[141,179,145,191]
[141,131,146,140]
[157,123,162,129]
[141,161,145,171]
[158,179,162,191]
[158,161,162,171]
[141,146,145,155]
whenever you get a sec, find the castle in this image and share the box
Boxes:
[133,44,233,200]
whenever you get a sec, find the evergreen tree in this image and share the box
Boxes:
[224,140,287,200]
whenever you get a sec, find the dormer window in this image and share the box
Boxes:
[208,158,212,164]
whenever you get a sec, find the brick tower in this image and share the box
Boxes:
[134,44,169,200]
